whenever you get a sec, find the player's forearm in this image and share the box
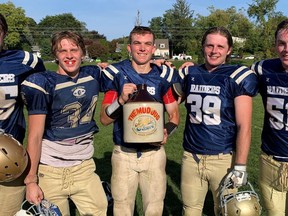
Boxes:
[24,114,45,184]
[24,133,43,185]
[166,101,180,125]
[100,104,116,126]
[234,95,252,165]
[234,126,251,165]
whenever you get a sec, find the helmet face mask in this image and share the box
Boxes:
[220,181,262,216]
[15,199,62,216]
[0,132,28,182]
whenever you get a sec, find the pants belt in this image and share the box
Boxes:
[272,156,288,162]
[191,151,233,164]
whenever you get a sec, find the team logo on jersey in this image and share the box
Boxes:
[147,86,155,95]
[72,86,86,98]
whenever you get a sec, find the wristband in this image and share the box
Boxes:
[165,122,178,136]
[234,164,246,171]
[105,98,122,119]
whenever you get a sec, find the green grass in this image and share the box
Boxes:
[37,62,265,216]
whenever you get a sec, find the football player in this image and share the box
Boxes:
[0,13,46,215]
[100,26,180,216]
[251,19,288,216]
[21,31,107,215]
[179,26,258,216]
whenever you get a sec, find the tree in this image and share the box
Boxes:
[83,30,106,40]
[38,13,87,38]
[86,39,110,61]
[163,0,194,55]
[36,13,89,59]
[148,0,194,56]
[247,0,279,25]
[194,6,254,56]
[0,1,30,49]
[247,0,286,58]
[149,17,166,39]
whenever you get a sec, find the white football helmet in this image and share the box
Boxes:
[0,132,28,182]
[220,180,262,216]
[14,199,62,216]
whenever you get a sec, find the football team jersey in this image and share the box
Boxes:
[0,50,45,142]
[21,65,101,141]
[180,64,258,155]
[101,59,180,147]
[252,58,288,157]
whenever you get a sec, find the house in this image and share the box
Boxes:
[31,45,41,58]
[232,36,246,47]
[154,39,169,59]
[115,43,125,53]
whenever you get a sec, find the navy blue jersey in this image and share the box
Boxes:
[252,58,288,157]
[21,66,101,141]
[101,59,179,147]
[181,64,258,154]
[0,50,45,142]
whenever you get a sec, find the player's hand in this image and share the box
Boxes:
[119,83,137,105]
[149,129,168,147]
[225,165,248,188]
[26,183,44,205]
[150,59,165,66]
[151,59,175,68]
[162,61,175,68]
[97,62,110,69]
[179,61,194,70]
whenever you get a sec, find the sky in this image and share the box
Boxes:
[2,0,288,41]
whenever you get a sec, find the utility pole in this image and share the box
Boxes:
[135,10,142,26]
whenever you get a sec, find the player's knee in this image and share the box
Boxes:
[182,205,203,216]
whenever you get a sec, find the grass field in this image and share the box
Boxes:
[41,61,265,216]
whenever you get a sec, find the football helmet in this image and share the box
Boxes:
[0,132,28,182]
[220,180,262,216]
[102,181,113,207]
[14,199,62,216]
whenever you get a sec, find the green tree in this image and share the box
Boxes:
[148,0,194,56]
[149,17,166,39]
[163,0,194,55]
[194,6,254,57]
[26,17,38,45]
[38,13,87,38]
[247,0,279,25]
[36,13,88,59]
[0,1,30,49]
[247,0,286,58]
[83,30,106,40]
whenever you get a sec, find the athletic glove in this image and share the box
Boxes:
[225,165,248,188]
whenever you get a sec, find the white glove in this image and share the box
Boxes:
[225,165,248,188]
